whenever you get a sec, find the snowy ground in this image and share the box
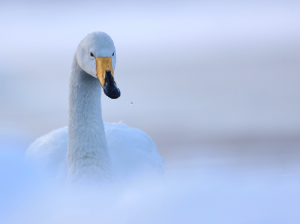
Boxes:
[1,135,300,224]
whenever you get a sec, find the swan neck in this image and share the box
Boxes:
[67,54,111,184]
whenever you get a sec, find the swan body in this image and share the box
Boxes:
[26,32,164,184]
[27,123,164,183]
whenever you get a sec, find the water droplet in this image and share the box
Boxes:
[123,98,133,106]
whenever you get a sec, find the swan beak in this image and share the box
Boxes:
[95,57,121,99]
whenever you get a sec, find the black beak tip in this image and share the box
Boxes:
[104,87,121,99]
[103,70,121,99]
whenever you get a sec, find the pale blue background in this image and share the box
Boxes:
[1,1,300,223]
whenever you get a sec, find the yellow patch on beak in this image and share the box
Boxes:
[95,57,114,86]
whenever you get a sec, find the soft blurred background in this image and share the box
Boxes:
[1,0,300,223]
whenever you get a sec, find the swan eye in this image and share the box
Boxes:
[112,52,114,56]
[90,52,94,57]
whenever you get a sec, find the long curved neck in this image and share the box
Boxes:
[67,54,111,184]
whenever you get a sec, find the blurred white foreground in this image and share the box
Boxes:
[1,135,300,224]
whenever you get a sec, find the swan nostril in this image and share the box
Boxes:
[112,52,114,56]
[90,52,94,57]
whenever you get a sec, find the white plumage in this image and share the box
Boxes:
[26,32,164,185]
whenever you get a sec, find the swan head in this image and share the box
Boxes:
[76,32,120,99]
